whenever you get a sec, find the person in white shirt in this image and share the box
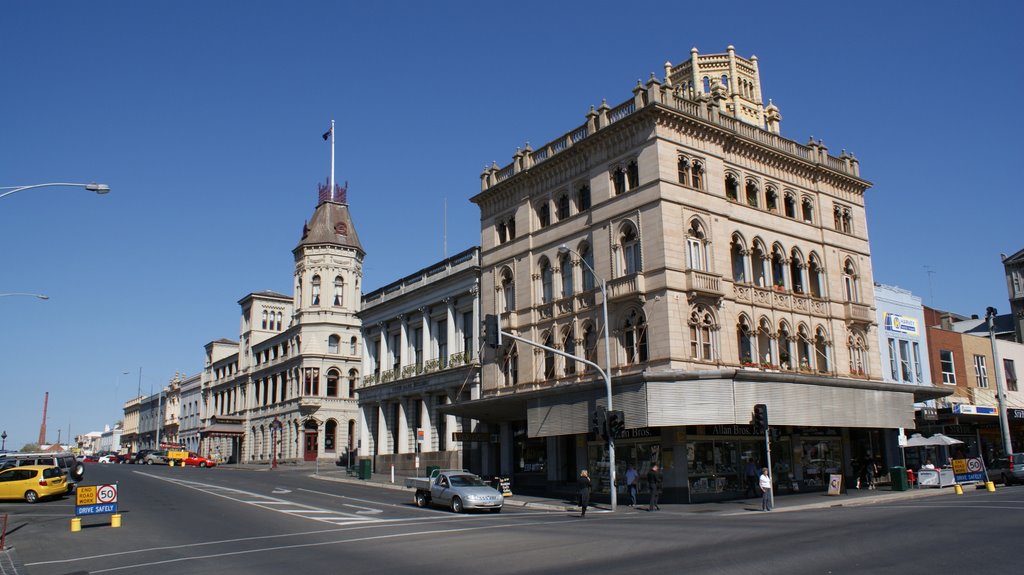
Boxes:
[759,468,773,511]
[921,460,936,470]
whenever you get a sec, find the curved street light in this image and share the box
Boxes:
[0,182,110,201]
[0,293,49,300]
[558,244,616,510]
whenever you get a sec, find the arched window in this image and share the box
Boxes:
[725,173,739,201]
[784,192,797,218]
[276,312,282,331]
[626,161,639,190]
[580,244,595,291]
[843,259,859,302]
[557,193,571,220]
[542,331,555,379]
[731,236,747,282]
[691,160,704,189]
[770,245,786,289]
[350,336,358,355]
[539,258,553,304]
[814,327,831,373]
[576,183,591,212]
[687,220,708,271]
[737,315,754,364]
[612,167,626,195]
[797,325,812,370]
[538,202,551,228]
[328,335,340,354]
[689,306,717,361]
[745,180,759,207]
[500,267,515,312]
[750,241,768,287]
[311,275,321,306]
[582,323,597,371]
[677,156,690,186]
[623,308,649,364]
[262,310,268,329]
[790,249,805,294]
[848,330,867,376]
[497,220,508,244]
[720,74,729,89]
[702,76,711,93]
[620,224,641,275]
[348,369,358,398]
[808,254,824,298]
[765,186,779,212]
[297,278,302,307]
[560,254,574,298]
[326,370,339,396]
[757,318,774,366]
[802,196,815,223]
[334,276,344,307]
[778,322,793,370]
[561,327,576,375]
[502,343,519,386]
[325,420,337,452]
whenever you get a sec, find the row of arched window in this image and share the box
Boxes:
[298,274,351,308]
[249,419,356,460]
[327,334,358,355]
[535,184,593,231]
[261,310,284,331]
[728,233,861,303]
[725,173,815,223]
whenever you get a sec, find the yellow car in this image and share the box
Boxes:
[0,465,68,503]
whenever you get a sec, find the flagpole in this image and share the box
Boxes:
[330,119,336,202]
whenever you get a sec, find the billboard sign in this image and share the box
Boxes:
[884,313,919,335]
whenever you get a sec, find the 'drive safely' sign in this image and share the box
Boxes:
[76,484,118,516]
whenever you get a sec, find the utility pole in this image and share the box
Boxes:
[987,307,1013,456]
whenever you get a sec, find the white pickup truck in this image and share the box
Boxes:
[405,468,504,513]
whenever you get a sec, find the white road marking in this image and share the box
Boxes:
[271,488,291,494]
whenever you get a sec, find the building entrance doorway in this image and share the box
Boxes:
[304,420,319,461]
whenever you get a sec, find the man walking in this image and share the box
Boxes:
[625,463,639,507]
[647,463,663,511]
[759,467,773,511]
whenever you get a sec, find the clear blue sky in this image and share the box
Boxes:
[2,1,1020,450]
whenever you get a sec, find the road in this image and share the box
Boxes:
[3,464,1022,574]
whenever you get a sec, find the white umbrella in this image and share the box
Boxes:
[903,433,963,447]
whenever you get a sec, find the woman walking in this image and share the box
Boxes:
[577,470,592,517]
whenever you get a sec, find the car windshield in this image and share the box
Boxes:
[448,475,485,487]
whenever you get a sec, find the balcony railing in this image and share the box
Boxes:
[684,269,723,297]
[844,301,873,323]
[607,273,645,301]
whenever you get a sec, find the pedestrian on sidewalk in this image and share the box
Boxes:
[759,467,773,512]
[744,459,759,498]
[647,463,662,511]
[625,463,639,507]
[577,470,592,517]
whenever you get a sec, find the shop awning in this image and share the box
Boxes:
[200,424,245,437]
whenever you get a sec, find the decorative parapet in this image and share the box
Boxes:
[479,76,861,193]
[360,353,477,390]
[845,302,874,323]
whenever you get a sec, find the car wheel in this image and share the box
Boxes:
[199,462,207,468]
[1005,474,1014,487]
[415,492,429,508]
[72,463,85,481]
[146,459,153,465]
[24,490,38,504]
[451,497,464,513]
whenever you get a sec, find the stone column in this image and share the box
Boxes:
[397,399,409,454]
[358,405,372,457]
[377,403,388,457]
[419,398,433,453]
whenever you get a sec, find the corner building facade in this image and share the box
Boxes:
[200,192,363,464]
[463,46,945,501]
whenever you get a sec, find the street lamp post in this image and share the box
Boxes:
[559,245,616,511]
[271,417,282,470]
[1,431,7,451]
[0,182,110,201]
[986,307,1014,457]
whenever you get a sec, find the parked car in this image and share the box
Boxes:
[143,451,168,465]
[116,452,134,464]
[0,451,83,491]
[133,449,156,464]
[82,453,100,463]
[405,469,503,513]
[183,453,216,468]
[990,453,1024,485]
[98,454,118,464]
[0,465,68,503]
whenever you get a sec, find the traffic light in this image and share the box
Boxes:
[752,403,768,433]
[606,410,625,437]
[591,408,608,439]
[484,314,501,348]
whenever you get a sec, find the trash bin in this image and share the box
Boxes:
[426,465,440,478]
[358,459,372,480]
[889,466,908,491]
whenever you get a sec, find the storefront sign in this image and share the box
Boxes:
[492,476,512,497]
[1009,409,1024,421]
[614,427,657,440]
[700,424,758,436]
[943,425,973,435]
[919,407,938,421]
[884,313,919,335]
[827,474,843,496]
[453,432,492,443]
[953,405,996,416]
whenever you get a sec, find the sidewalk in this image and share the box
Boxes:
[301,464,963,514]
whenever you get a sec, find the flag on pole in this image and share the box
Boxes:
[322,126,333,141]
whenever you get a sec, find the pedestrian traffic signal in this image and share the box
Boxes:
[752,403,768,433]
[484,314,501,348]
[591,409,607,439]
[606,410,625,437]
